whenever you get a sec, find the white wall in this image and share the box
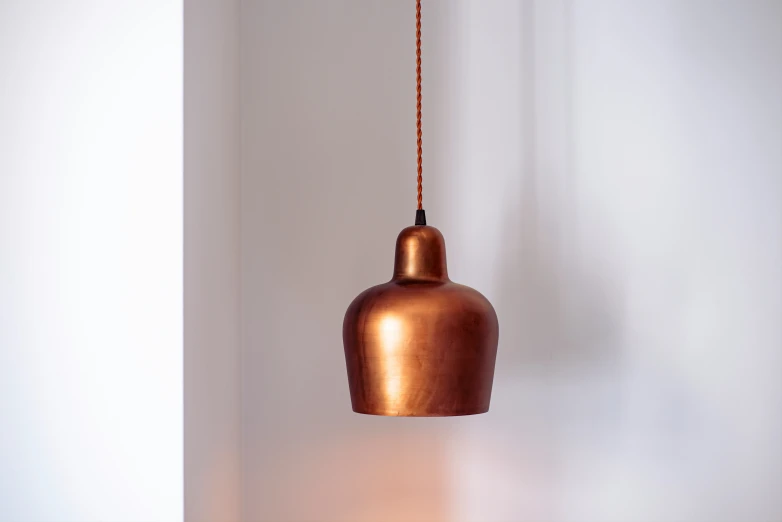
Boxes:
[239,1,782,522]
[449,2,782,521]
[0,2,183,521]
[184,0,242,521]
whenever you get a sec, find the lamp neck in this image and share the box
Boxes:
[393,225,449,282]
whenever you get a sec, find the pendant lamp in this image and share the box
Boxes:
[343,0,499,416]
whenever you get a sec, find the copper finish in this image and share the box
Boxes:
[343,226,499,416]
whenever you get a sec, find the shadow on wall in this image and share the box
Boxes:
[436,2,625,521]
[495,0,622,406]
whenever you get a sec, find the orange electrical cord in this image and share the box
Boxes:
[416,0,423,211]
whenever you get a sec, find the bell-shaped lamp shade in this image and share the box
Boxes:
[343,225,499,416]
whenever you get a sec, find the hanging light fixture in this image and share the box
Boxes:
[343,0,499,416]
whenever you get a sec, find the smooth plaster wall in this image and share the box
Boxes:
[239,1,782,521]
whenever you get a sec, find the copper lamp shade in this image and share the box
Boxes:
[343,1,497,416]
[343,225,499,416]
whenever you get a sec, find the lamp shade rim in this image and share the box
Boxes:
[351,406,491,417]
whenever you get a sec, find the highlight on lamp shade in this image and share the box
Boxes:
[342,225,499,416]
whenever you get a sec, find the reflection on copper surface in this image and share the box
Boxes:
[379,315,402,402]
[343,225,499,416]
